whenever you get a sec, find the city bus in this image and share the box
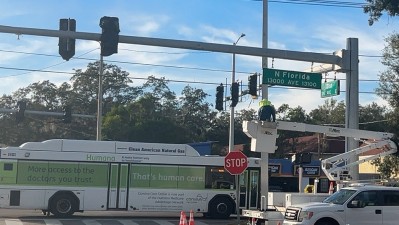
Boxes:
[0,139,261,218]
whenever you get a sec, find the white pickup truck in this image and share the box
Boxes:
[283,184,399,225]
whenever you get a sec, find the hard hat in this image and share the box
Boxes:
[259,99,266,106]
[259,99,271,107]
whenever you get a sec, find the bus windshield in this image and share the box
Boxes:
[323,189,357,205]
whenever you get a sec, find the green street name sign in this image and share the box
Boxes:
[321,80,340,98]
[263,68,322,89]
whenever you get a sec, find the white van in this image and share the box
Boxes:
[283,184,399,225]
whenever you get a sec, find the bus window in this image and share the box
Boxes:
[205,166,234,189]
[4,163,13,171]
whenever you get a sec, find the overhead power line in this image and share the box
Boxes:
[0,48,384,80]
[252,0,368,8]
[0,65,386,94]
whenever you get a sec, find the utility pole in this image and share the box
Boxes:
[97,55,104,141]
[345,38,359,181]
[229,33,245,225]
[260,0,269,211]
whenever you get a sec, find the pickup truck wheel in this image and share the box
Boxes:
[315,220,336,225]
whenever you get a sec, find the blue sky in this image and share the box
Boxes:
[0,0,398,113]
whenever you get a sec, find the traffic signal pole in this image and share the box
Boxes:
[97,55,104,141]
[261,0,270,213]
[0,25,342,65]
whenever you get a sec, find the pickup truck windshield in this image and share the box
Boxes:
[323,189,356,205]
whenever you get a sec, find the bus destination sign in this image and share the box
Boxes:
[263,68,322,89]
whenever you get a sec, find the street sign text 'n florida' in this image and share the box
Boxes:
[263,68,322,89]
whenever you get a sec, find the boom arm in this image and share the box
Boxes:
[243,120,397,182]
[321,139,397,181]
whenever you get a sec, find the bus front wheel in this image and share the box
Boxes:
[209,197,234,219]
[49,194,78,217]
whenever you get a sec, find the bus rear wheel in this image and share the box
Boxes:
[209,197,233,219]
[49,194,78,217]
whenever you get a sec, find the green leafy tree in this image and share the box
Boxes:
[309,99,345,126]
[103,77,218,144]
[206,111,230,155]
[178,86,215,142]
[369,33,399,178]
[103,76,183,143]
[364,0,399,25]
[273,105,312,157]
[359,102,388,131]
[71,61,141,115]
[372,156,399,179]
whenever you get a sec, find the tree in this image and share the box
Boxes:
[102,77,219,144]
[372,155,399,179]
[272,105,312,157]
[309,99,345,126]
[0,62,143,145]
[178,86,215,142]
[376,34,399,109]
[366,33,399,178]
[206,111,230,155]
[364,0,399,25]
[359,102,388,131]
[71,61,141,115]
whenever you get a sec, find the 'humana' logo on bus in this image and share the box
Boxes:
[86,154,115,162]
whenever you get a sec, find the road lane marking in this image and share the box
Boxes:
[82,220,101,225]
[153,220,175,225]
[43,219,63,225]
[118,220,140,225]
[5,220,23,225]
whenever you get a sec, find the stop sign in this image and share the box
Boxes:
[224,151,248,175]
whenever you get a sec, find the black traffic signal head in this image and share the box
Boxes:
[216,84,224,111]
[59,19,76,61]
[100,16,120,57]
[231,82,239,107]
[248,74,258,98]
[62,105,72,123]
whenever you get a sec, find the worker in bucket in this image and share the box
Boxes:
[258,99,276,122]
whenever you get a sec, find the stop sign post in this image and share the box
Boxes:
[224,151,248,175]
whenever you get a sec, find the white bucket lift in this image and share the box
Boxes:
[243,120,278,153]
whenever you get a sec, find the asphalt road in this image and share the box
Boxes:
[0,210,244,225]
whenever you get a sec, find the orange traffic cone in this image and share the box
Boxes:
[328,182,334,194]
[189,210,195,225]
[179,211,188,225]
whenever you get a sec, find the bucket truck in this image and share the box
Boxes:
[241,120,397,225]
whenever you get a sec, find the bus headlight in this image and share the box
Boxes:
[298,211,313,221]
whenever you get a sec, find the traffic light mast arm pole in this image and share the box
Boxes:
[230,33,245,225]
[0,25,344,68]
[0,108,96,118]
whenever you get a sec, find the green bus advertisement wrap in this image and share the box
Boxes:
[130,165,205,189]
[14,161,109,187]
